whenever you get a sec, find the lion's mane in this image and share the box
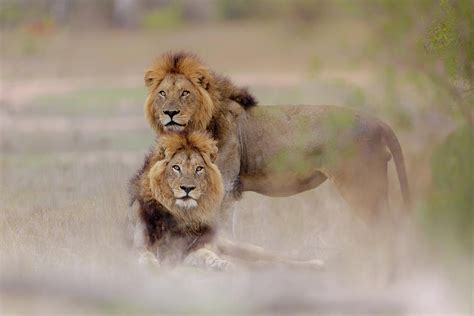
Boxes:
[144,52,256,134]
[129,131,224,246]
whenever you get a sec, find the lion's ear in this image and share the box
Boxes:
[196,74,210,90]
[156,145,166,160]
[144,70,156,88]
[209,144,218,163]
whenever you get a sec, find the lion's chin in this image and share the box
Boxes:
[162,121,187,132]
[175,198,198,209]
[164,125,186,132]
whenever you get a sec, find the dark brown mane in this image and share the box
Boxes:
[137,193,214,251]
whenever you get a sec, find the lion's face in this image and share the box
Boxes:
[148,132,224,226]
[144,52,217,134]
[152,74,203,132]
[164,149,210,209]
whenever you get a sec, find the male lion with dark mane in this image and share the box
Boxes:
[129,131,324,270]
[129,131,229,269]
[139,52,410,238]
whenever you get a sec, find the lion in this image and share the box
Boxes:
[129,131,228,269]
[129,131,324,270]
[141,52,410,233]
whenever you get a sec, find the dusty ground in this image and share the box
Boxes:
[0,21,469,314]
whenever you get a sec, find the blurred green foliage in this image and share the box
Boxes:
[142,3,183,30]
[425,0,473,126]
[381,66,413,130]
[367,0,473,125]
[0,0,329,28]
[216,0,256,20]
[215,0,326,22]
[422,125,473,256]
[426,0,474,81]
[0,2,23,26]
[34,87,145,116]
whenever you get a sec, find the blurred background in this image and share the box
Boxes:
[0,0,472,314]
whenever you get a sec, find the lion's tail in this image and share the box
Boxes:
[381,123,411,208]
[216,238,284,262]
[216,238,324,269]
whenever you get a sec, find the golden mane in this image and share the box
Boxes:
[143,51,256,134]
[158,131,219,163]
[145,131,223,228]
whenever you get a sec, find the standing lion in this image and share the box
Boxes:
[141,52,410,231]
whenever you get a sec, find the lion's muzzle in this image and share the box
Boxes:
[162,110,187,131]
[174,186,200,209]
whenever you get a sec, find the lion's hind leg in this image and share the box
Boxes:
[330,145,401,283]
[330,141,391,223]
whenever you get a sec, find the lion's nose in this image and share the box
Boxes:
[180,186,195,194]
[164,110,180,118]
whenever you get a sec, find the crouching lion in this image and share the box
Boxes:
[129,131,324,270]
[142,52,410,235]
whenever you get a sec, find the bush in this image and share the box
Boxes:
[422,125,474,255]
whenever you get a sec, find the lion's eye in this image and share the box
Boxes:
[159,90,166,97]
[181,90,190,97]
[195,166,204,173]
[172,165,180,172]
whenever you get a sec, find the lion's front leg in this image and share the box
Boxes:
[183,247,233,272]
[138,250,160,268]
[128,202,161,268]
[214,119,242,240]
[216,195,238,239]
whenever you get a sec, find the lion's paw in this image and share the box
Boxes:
[183,249,234,272]
[205,256,234,272]
[303,259,325,270]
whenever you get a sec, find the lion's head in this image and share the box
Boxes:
[144,52,257,135]
[147,131,224,227]
[144,52,220,133]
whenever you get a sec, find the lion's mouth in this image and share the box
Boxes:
[164,121,186,131]
[165,121,186,127]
